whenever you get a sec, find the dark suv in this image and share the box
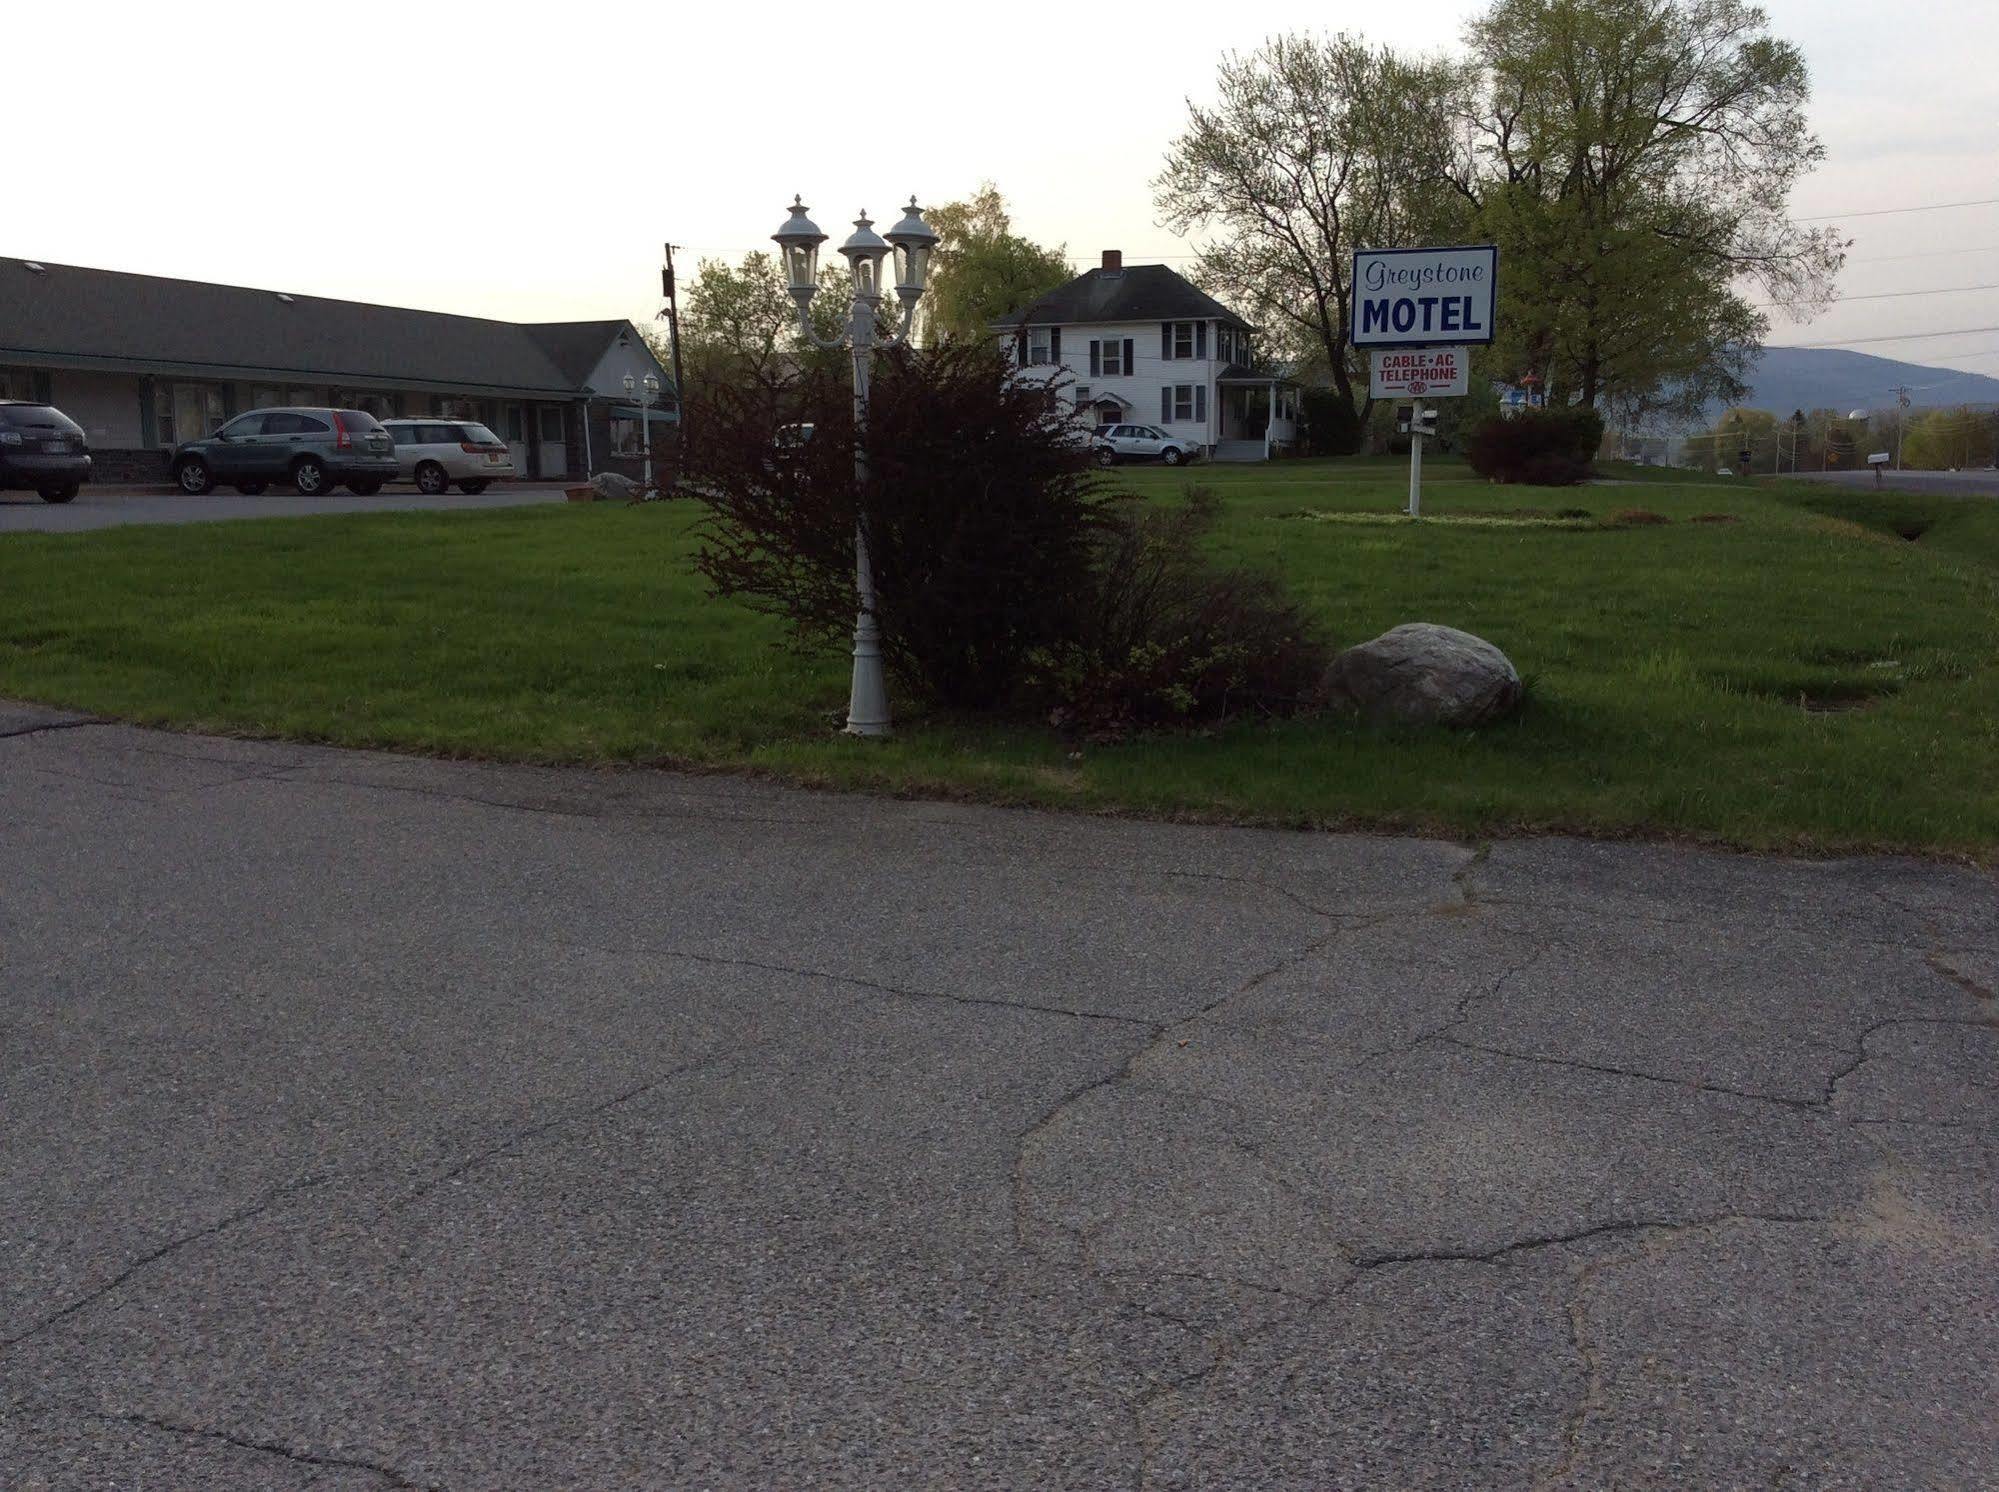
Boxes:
[172,407,399,496]
[0,400,91,502]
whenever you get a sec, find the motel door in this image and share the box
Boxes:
[503,404,532,478]
[536,406,566,481]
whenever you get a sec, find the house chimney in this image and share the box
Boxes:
[1101,249,1122,271]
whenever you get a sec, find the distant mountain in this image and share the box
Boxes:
[1737,346,1999,417]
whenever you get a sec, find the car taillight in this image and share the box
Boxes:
[332,411,351,450]
[462,442,505,453]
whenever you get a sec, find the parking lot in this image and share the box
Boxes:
[0,482,572,533]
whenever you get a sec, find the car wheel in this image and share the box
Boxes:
[292,456,329,496]
[176,458,215,495]
[456,479,489,495]
[415,461,449,495]
[38,483,80,504]
[1095,447,1116,467]
[346,479,383,496]
[233,483,267,496]
[1162,447,1183,466]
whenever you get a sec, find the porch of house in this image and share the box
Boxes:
[1214,372,1301,461]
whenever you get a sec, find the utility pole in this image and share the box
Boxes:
[1892,384,1911,471]
[661,243,689,462]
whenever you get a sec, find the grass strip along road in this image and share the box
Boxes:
[2,459,1995,854]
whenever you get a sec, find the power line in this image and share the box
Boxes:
[1792,197,1999,222]
[1757,281,1999,309]
[1772,324,1999,349]
[1851,242,1999,264]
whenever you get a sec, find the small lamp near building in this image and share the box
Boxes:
[622,371,661,495]
[772,194,937,738]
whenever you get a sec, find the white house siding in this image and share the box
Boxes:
[1013,319,1226,451]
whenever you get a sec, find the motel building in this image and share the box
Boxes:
[0,257,675,484]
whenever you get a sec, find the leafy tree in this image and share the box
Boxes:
[923,184,1074,343]
[679,253,799,390]
[1153,34,1470,428]
[1454,0,1845,416]
[1903,408,1995,470]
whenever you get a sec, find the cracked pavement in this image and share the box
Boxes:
[1,700,1994,1488]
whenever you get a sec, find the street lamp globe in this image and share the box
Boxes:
[643,373,660,398]
[838,212,892,301]
[772,196,827,302]
[622,373,636,398]
[884,196,938,305]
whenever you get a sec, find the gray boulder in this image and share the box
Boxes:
[1326,623,1522,727]
[589,470,643,502]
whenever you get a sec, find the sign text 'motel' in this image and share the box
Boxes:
[1350,245,1499,348]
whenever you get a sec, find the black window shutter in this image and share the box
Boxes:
[1162,322,1173,361]
[1015,331,1026,362]
[1089,340,1101,377]
[1123,339,1133,377]
[1050,327,1061,364]
[1162,387,1173,422]
[1196,322,1207,359]
[1196,384,1207,422]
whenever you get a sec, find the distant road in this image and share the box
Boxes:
[1786,469,1999,497]
[0,483,571,533]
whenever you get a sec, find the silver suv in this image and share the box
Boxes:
[172,407,400,496]
[381,419,515,494]
[1092,423,1202,467]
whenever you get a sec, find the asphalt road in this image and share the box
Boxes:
[0,484,571,533]
[2,702,1994,1489]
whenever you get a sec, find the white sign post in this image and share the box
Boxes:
[1352,245,1498,517]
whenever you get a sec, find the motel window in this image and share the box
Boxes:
[153,382,226,448]
[1,369,39,400]
[539,407,564,443]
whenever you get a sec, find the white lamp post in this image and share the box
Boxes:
[623,371,661,494]
[773,194,936,737]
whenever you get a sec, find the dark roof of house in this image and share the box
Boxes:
[995,264,1249,330]
[0,258,652,396]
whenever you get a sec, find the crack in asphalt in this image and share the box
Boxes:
[0,715,105,741]
[99,1411,437,1489]
[584,940,1158,1030]
[372,1041,769,1223]
[1010,925,1349,1266]
[1925,952,1995,1002]
[1433,1034,1825,1110]
[1,1172,337,1355]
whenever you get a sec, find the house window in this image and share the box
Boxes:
[1173,322,1194,359]
[1092,339,1127,376]
[1160,384,1207,423]
[1027,328,1053,365]
[1217,326,1235,364]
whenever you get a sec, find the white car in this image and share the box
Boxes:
[1092,423,1202,467]
[382,418,515,494]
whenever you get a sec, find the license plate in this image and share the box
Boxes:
[486,453,503,465]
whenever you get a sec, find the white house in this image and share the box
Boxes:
[997,251,1300,460]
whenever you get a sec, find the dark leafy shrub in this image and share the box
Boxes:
[1301,388,1364,456]
[1465,405,1605,485]
[1028,487,1332,739]
[684,341,1116,710]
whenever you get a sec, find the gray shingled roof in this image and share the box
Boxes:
[995,264,1249,330]
[0,258,636,396]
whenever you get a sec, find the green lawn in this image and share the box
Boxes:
[2,459,1996,855]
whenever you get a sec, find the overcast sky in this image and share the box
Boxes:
[12,0,1997,374]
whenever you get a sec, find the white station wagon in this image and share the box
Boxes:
[1092,423,1203,467]
[382,419,515,494]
